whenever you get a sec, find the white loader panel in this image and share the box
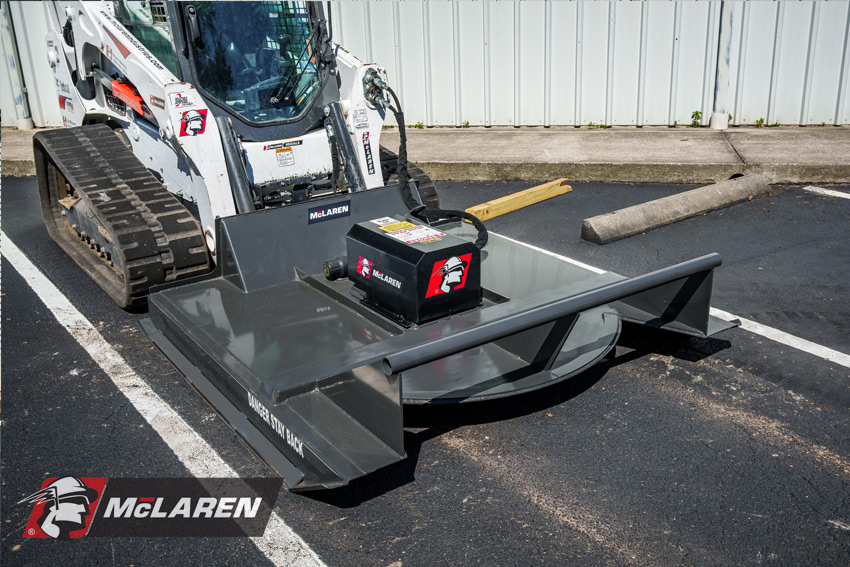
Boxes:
[242,130,333,187]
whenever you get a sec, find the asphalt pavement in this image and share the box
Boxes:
[2,176,850,566]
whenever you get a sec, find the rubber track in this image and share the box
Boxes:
[34,124,210,309]
[379,146,440,209]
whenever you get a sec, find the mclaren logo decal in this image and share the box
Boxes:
[19,478,281,537]
[308,201,351,224]
[102,496,261,519]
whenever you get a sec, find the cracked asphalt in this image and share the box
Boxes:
[2,176,849,566]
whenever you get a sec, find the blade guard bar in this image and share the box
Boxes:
[382,254,722,375]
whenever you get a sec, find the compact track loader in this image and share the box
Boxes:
[36,1,733,490]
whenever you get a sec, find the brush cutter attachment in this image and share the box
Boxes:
[141,183,733,491]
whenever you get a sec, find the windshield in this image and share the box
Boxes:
[187,1,324,124]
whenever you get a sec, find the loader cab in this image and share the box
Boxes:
[170,0,339,142]
[116,1,338,142]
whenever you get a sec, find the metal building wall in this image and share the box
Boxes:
[1,1,61,127]
[331,0,850,127]
[2,1,849,128]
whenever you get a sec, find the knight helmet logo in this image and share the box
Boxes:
[179,109,207,136]
[20,477,106,539]
[357,257,372,278]
[425,254,472,298]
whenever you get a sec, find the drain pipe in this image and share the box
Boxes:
[1,1,35,130]
[710,1,733,130]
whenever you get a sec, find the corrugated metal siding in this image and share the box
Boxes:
[3,1,849,127]
[1,1,61,127]
[332,0,850,127]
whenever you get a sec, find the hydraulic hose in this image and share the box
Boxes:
[386,87,488,249]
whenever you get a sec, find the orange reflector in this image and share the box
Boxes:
[111,80,144,114]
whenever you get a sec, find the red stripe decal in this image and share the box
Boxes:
[104,28,130,58]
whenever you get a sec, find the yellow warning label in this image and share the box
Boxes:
[380,221,416,233]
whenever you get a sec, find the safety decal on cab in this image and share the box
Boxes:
[170,92,195,109]
[179,109,207,137]
[425,253,472,298]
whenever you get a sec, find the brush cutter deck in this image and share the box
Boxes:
[141,184,733,491]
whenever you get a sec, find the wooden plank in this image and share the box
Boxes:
[465,178,572,221]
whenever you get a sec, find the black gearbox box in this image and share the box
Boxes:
[346,216,481,325]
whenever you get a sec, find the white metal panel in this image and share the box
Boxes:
[578,2,608,126]
[488,0,515,126]
[0,48,18,126]
[772,2,814,125]
[397,1,427,125]
[549,0,577,126]
[518,0,544,126]
[0,6,18,128]
[804,1,848,125]
[457,0,485,126]
[5,1,850,128]
[7,1,62,126]
[610,1,641,126]
[642,2,676,125]
[838,7,850,125]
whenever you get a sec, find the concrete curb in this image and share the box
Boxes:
[581,174,772,245]
[418,162,745,184]
[2,159,35,177]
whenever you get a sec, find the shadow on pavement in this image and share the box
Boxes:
[304,324,731,508]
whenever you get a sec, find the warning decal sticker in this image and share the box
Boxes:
[385,224,445,245]
[276,147,295,167]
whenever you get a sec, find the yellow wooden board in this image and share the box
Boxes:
[465,178,572,222]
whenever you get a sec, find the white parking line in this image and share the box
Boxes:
[803,186,850,199]
[709,308,850,369]
[507,233,850,369]
[1,233,325,567]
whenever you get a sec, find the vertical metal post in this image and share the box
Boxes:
[574,2,583,127]
[483,2,491,127]
[668,2,682,126]
[392,1,403,109]
[835,5,850,125]
[702,2,719,128]
[733,2,750,126]
[423,2,433,126]
[636,2,649,127]
[710,1,733,129]
[513,0,521,127]
[1,1,34,129]
[452,0,462,127]
[364,2,373,62]
[543,0,552,127]
[605,2,615,127]
[799,2,820,126]
[766,2,785,125]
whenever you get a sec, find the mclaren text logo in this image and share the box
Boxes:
[357,257,402,290]
[103,497,261,519]
[373,269,402,289]
[308,200,351,224]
